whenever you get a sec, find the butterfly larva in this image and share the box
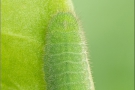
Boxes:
[44,12,95,90]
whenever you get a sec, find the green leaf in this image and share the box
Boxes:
[1,0,95,90]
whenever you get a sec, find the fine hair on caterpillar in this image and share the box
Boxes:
[44,12,95,90]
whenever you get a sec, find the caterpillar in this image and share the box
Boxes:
[44,12,95,90]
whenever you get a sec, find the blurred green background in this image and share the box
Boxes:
[72,0,134,90]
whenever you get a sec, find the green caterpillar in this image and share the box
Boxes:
[44,12,95,90]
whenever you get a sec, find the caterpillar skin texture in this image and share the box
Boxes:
[45,12,94,90]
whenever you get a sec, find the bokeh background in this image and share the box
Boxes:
[72,0,134,90]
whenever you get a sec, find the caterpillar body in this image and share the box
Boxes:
[44,12,94,90]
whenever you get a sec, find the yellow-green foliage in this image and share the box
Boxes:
[1,0,94,90]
